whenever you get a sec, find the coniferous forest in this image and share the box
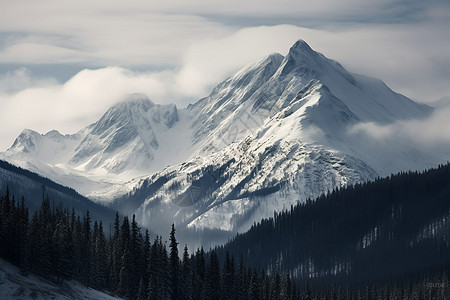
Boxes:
[1,164,450,299]
[218,163,450,298]
[0,188,300,299]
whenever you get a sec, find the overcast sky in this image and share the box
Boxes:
[0,0,449,151]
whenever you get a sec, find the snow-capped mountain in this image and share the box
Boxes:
[2,93,189,199]
[1,39,439,237]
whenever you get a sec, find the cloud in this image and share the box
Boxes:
[1,21,450,152]
[350,105,450,150]
[0,67,57,93]
[175,25,306,96]
[0,67,181,150]
[0,1,449,153]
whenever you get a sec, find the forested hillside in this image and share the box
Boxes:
[0,159,116,224]
[0,189,301,299]
[218,163,450,293]
[1,163,450,299]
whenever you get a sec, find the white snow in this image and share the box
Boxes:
[0,258,121,300]
[0,39,445,236]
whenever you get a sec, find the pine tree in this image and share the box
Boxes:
[72,215,83,281]
[280,274,292,300]
[147,237,160,300]
[118,216,132,298]
[52,216,72,283]
[160,241,171,299]
[137,277,147,300]
[118,246,133,299]
[270,272,281,300]
[193,247,206,299]
[233,254,245,300]
[96,221,108,289]
[202,250,221,300]
[248,269,260,300]
[223,251,235,299]
[169,223,180,300]
[18,196,30,275]
[140,229,151,299]
[81,210,92,287]
[182,245,193,300]
[37,195,53,276]
[110,212,121,291]
[91,221,100,288]
[131,215,142,298]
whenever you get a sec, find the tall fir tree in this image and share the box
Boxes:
[202,250,221,300]
[169,223,180,300]
[182,245,193,300]
[118,216,132,298]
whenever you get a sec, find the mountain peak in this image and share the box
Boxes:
[287,39,318,60]
[230,52,284,83]
[290,39,314,52]
[275,40,322,78]
[10,129,40,153]
[111,93,154,112]
[90,94,156,135]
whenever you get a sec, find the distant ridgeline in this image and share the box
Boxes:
[218,163,450,294]
[0,159,116,225]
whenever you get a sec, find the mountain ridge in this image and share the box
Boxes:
[0,39,442,240]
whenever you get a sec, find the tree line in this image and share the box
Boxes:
[0,187,301,299]
[2,163,450,299]
[217,163,450,298]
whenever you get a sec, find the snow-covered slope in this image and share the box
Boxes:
[1,93,189,200]
[0,39,440,237]
[0,258,120,300]
[0,160,118,225]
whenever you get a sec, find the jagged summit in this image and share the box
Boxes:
[286,39,317,59]
[112,93,155,110]
[10,129,40,153]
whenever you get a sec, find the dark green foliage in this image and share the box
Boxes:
[202,250,221,300]
[223,251,235,300]
[1,162,450,299]
[169,223,181,300]
[182,245,193,300]
[218,163,450,292]
[0,160,116,225]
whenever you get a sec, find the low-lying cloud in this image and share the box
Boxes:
[349,104,450,162]
[0,0,449,153]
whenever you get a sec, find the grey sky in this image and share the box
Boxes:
[0,0,449,151]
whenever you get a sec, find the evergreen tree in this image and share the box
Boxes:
[193,247,206,299]
[270,272,281,300]
[280,274,292,300]
[232,254,245,300]
[137,276,147,300]
[118,216,132,298]
[202,250,221,300]
[159,240,171,299]
[169,223,180,300]
[118,245,133,299]
[98,221,108,289]
[37,195,53,276]
[140,229,151,299]
[131,215,142,297]
[52,216,72,282]
[223,251,235,300]
[72,215,83,281]
[248,269,260,300]
[182,245,193,300]
[81,210,92,287]
[110,212,121,291]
